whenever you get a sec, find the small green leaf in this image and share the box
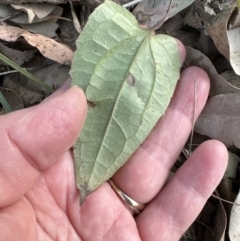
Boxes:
[70,0,181,204]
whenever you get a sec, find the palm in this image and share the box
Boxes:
[25,151,138,241]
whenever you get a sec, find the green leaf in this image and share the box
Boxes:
[70,0,181,204]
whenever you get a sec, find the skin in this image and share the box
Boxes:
[0,43,227,241]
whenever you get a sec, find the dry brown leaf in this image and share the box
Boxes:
[0,4,62,37]
[220,70,240,88]
[185,1,240,75]
[0,42,36,65]
[229,190,240,241]
[0,25,73,65]
[0,4,16,20]
[180,227,197,241]
[227,10,240,75]
[0,87,24,114]
[219,152,239,216]
[185,47,240,95]
[207,3,240,75]
[206,9,233,60]
[3,74,43,107]
[11,3,56,20]
[10,5,63,24]
[24,64,70,95]
[203,197,227,241]
[69,1,81,33]
[11,4,37,23]
[195,93,240,148]
[20,21,59,38]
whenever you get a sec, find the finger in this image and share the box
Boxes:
[136,140,228,241]
[0,197,36,241]
[0,86,87,207]
[113,66,210,203]
[43,78,72,102]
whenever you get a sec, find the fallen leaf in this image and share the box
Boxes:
[203,196,227,241]
[220,70,240,89]
[3,74,43,107]
[0,4,15,20]
[195,93,240,148]
[229,190,240,241]
[206,3,239,75]
[11,3,56,20]
[0,25,73,65]
[24,64,70,95]
[184,1,240,75]
[180,227,197,241]
[70,0,181,204]
[0,87,24,114]
[185,47,240,96]
[0,42,36,66]
[184,0,231,29]
[69,1,81,33]
[20,21,59,38]
[133,0,195,30]
[10,4,62,24]
[11,4,38,23]
[219,152,239,216]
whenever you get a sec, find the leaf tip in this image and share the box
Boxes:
[79,187,91,206]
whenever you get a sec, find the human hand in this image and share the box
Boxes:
[0,43,227,241]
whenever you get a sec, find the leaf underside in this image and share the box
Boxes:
[70,0,181,204]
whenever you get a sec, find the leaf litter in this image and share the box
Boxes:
[1,0,240,240]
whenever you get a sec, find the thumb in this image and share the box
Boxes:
[0,86,87,207]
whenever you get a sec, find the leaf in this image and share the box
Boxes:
[229,190,240,241]
[203,196,227,241]
[0,25,73,65]
[10,3,56,22]
[219,152,239,206]
[185,47,240,96]
[70,0,181,204]
[195,93,240,148]
[0,42,36,66]
[0,87,23,114]
[206,2,240,75]
[3,74,44,107]
[133,0,195,30]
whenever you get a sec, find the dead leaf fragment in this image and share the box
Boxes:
[195,93,240,148]
[207,3,240,75]
[0,25,73,65]
[24,64,70,95]
[203,196,227,241]
[0,87,24,114]
[11,3,56,20]
[11,4,37,23]
[0,42,36,65]
[3,74,43,107]
[229,190,240,241]
[220,70,240,89]
[185,47,240,95]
